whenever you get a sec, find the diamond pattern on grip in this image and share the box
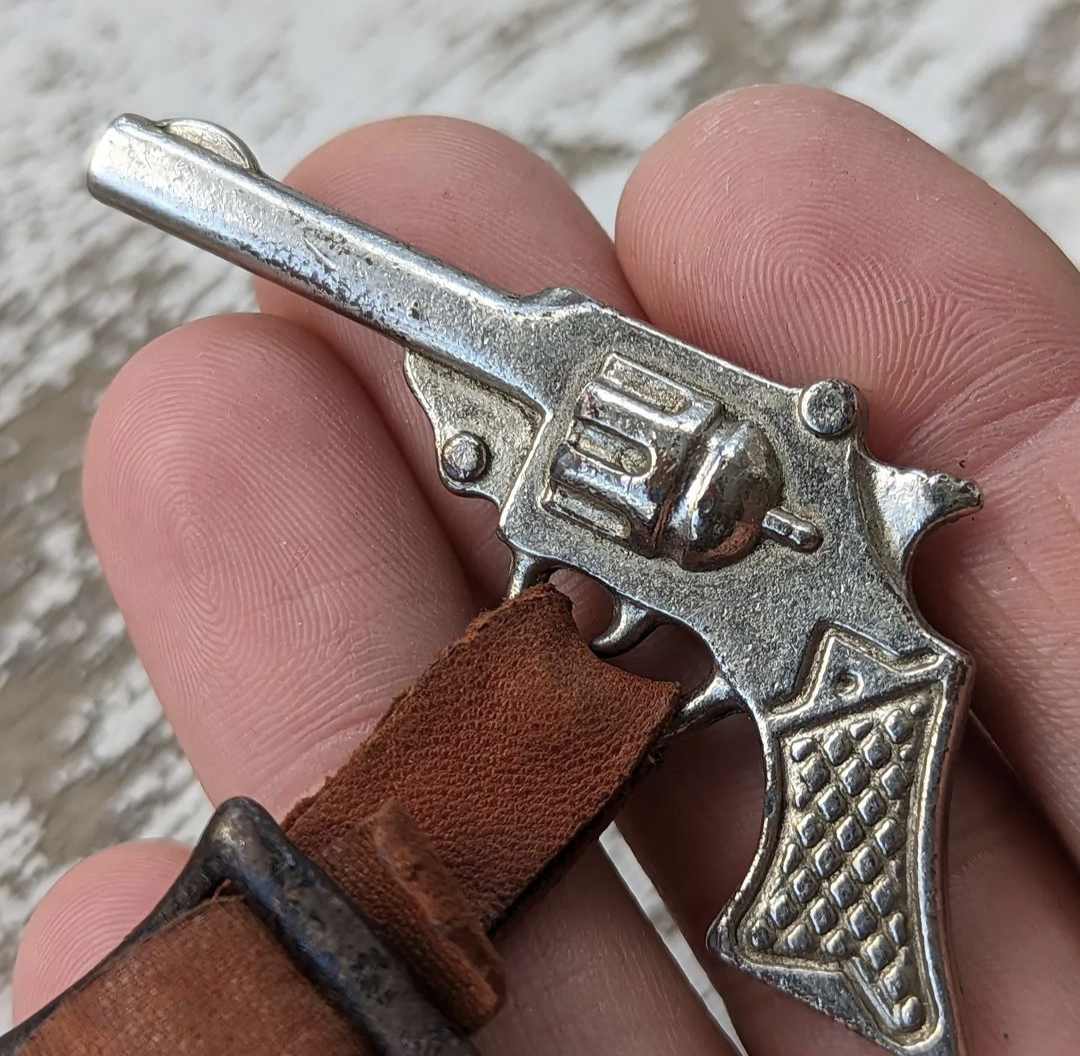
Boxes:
[744,698,930,1035]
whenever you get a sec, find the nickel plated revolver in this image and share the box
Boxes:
[87,115,982,1056]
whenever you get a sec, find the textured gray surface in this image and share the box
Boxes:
[1,0,1078,1031]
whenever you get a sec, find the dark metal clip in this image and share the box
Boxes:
[1,798,479,1056]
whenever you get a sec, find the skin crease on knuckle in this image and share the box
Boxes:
[11,85,1080,1056]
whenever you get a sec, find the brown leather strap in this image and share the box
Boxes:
[318,798,505,1030]
[19,586,678,1055]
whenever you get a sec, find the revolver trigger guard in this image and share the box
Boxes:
[590,596,659,657]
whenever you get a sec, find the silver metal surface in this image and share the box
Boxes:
[441,432,490,484]
[86,114,983,1056]
[798,377,863,438]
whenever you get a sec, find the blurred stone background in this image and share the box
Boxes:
[1,0,1077,1034]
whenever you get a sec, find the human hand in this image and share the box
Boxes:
[12,85,1080,1055]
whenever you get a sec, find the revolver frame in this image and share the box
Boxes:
[87,114,982,1056]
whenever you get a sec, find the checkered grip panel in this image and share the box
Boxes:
[741,696,931,1035]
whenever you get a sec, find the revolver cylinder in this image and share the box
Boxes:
[547,354,818,570]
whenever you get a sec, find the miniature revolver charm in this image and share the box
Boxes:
[87,115,982,1056]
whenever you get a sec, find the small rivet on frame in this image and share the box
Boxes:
[799,378,862,438]
[441,432,489,483]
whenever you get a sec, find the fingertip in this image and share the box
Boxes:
[80,307,476,813]
[288,115,545,192]
[83,312,316,539]
[81,311,351,629]
[616,83,1080,467]
[12,840,189,1023]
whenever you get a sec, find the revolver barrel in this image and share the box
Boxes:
[87,115,549,407]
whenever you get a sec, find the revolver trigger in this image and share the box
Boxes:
[668,668,739,738]
[590,598,659,658]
